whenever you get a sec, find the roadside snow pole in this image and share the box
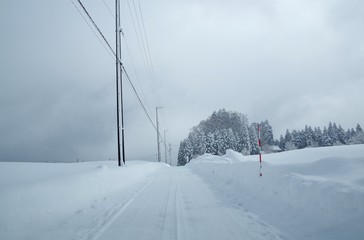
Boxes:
[258,123,263,176]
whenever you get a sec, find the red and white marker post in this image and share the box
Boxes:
[258,123,263,176]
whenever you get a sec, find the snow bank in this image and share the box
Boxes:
[190,149,249,164]
[0,160,168,240]
[188,145,364,240]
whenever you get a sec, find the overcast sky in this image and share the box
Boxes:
[1,0,363,164]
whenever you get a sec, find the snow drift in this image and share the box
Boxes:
[1,145,363,240]
[0,161,168,240]
[188,145,364,240]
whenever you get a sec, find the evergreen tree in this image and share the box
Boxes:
[260,120,274,152]
[328,122,339,145]
[240,121,251,155]
[356,123,363,134]
[184,138,193,162]
[177,141,187,166]
[226,128,237,151]
[321,127,333,146]
[293,130,306,149]
[346,128,356,141]
[304,125,314,147]
[337,125,346,144]
[313,127,323,147]
[216,129,228,155]
[212,130,220,155]
[284,129,292,143]
[348,123,364,144]
[279,135,285,150]
[205,132,215,154]
[249,124,260,154]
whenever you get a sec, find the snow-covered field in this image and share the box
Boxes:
[188,144,364,240]
[0,161,169,240]
[1,144,364,240]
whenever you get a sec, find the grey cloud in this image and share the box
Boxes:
[1,0,363,164]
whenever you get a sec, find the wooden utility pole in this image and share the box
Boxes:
[156,106,162,162]
[115,0,125,166]
[164,130,168,164]
[169,143,172,166]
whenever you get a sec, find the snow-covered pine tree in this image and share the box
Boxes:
[356,123,363,134]
[346,128,356,142]
[304,125,314,147]
[348,123,364,144]
[235,115,251,155]
[279,135,285,151]
[321,127,333,146]
[216,129,227,155]
[184,138,193,162]
[205,132,216,154]
[292,130,306,149]
[188,127,206,156]
[328,122,339,145]
[177,109,278,165]
[260,120,274,152]
[240,125,251,155]
[337,124,346,145]
[249,123,260,154]
[313,127,323,147]
[283,129,295,150]
[226,128,237,152]
[177,141,187,166]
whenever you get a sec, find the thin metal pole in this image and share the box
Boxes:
[169,143,172,166]
[156,106,162,162]
[258,123,262,176]
[118,2,126,166]
[115,0,121,166]
[164,130,168,163]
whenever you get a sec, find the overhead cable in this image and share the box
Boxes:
[72,0,166,146]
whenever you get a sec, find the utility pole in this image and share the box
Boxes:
[169,143,172,166]
[156,106,162,162]
[164,130,168,164]
[115,0,125,166]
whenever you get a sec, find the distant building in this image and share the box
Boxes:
[271,145,282,153]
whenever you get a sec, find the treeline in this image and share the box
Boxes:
[177,109,274,166]
[177,109,364,166]
[277,122,364,151]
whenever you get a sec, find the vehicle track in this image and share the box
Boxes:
[92,167,283,240]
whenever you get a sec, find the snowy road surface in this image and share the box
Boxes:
[93,167,283,240]
[2,145,364,240]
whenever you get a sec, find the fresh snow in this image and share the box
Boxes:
[189,145,364,240]
[1,145,364,240]
[0,161,168,240]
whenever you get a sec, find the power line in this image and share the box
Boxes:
[99,0,148,114]
[76,0,115,56]
[137,0,162,105]
[126,0,159,106]
[71,0,166,146]
[122,65,166,145]
[123,36,154,117]
[101,0,114,19]
[70,0,114,60]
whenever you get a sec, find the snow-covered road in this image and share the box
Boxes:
[2,145,363,240]
[93,167,283,240]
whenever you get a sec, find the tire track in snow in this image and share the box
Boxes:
[84,167,285,240]
[160,174,176,240]
[82,170,161,240]
[175,175,189,240]
[159,170,189,240]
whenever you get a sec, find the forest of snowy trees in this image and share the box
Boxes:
[177,109,364,166]
[277,122,364,151]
